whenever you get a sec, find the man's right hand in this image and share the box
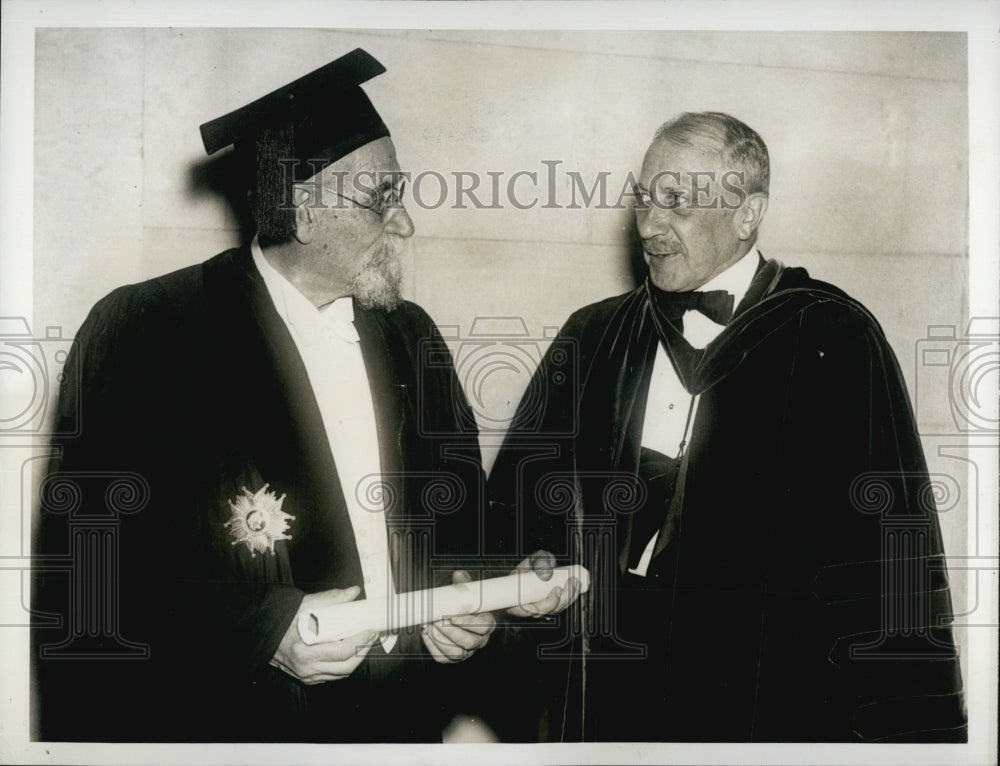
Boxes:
[270,585,378,685]
[507,550,582,618]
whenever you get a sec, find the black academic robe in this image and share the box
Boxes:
[487,259,967,742]
[32,247,485,742]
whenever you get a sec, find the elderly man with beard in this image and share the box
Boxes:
[32,50,493,743]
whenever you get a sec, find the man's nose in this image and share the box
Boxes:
[384,204,415,238]
[635,201,671,241]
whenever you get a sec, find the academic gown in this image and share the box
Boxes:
[487,259,967,742]
[32,246,485,743]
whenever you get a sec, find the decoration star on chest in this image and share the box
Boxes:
[225,484,295,556]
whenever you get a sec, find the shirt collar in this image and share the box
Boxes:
[250,235,356,344]
[699,244,760,305]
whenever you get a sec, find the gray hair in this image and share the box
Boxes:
[247,123,298,247]
[654,112,770,196]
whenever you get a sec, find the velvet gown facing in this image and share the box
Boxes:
[487,259,967,742]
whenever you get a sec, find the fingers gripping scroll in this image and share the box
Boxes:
[270,586,378,685]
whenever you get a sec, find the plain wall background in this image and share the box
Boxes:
[33,27,971,682]
[34,28,969,445]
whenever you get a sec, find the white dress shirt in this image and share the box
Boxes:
[251,238,398,651]
[630,246,760,576]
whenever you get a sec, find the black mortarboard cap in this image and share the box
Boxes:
[199,48,389,182]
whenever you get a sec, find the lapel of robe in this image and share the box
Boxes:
[644,256,786,562]
[202,248,363,591]
[352,305,423,595]
[571,289,662,574]
[647,257,855,562]
[611,326,659,574]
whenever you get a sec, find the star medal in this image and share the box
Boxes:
[225,484,295,556]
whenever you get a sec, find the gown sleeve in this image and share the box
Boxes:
[785,299,967,742]
[33,282,305,740]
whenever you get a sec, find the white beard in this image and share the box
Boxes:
[351,236,403,311]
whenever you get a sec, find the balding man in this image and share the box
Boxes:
[489,112,967,742]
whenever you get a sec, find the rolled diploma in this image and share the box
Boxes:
[297,564,590,645]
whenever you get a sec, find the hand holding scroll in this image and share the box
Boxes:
[421,570,496,663]
[295,564,590,645]
[270,585,378,685]
[507,550,583,618]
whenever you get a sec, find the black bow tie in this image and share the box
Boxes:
[652,288,735,326]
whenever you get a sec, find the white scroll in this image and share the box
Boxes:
[297,565,590,645]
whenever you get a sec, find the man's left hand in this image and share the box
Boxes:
[421,570,496,663]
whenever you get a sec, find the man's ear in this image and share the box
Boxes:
[292,184,316,245]
[735,193,768,242]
